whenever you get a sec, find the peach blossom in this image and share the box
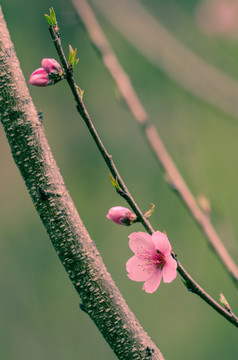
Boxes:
[126,231,177,293]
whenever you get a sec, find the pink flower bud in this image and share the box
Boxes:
[106,206,136,226]
[29,68,50,87]
[41,58,61,74]
[29,58,63,87]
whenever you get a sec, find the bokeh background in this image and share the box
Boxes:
[1,0,238,359]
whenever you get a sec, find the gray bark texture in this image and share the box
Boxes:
[0,7,164,360]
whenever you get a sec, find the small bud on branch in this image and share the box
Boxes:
[29,58,64,87]
[107,206,137,226]
[219,292,232,313]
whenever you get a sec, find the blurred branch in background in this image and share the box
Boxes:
[72,0,238,285]
[0,7,164,359]
[89,0,238,120]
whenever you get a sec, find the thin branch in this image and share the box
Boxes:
[176,258,238,327]
[72,0,238,286]
[48,15,238,327]
[0,7,165,359]
[49,25,153,236]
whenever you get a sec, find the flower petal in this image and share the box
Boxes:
[128,232,155,258]
[142,270,163,293]
[126,255,153,282]
[42,58,61,73]
[30,68,47,76]
[162,256,177,283]
[29,69,50,87]
[152,231,171,256]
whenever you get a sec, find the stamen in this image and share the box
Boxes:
[139,248,165,273]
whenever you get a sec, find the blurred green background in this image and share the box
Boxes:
[1,0,238,359]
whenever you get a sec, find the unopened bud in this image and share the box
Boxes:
[29,68,51,87]
[219,292,232,312]
[29,58,63,87]
[106,206,137,226]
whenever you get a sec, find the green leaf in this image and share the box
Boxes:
[109,173,120,190]
[68,45,79,69]
[44,14,53,25]
[44,7,57,26]
[76,85,84,99]
[73,58,79,67]
[49,7,56,24]
[68,44,74,63]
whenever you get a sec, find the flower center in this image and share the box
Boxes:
[142,249,165,273]
[154,250,166,269]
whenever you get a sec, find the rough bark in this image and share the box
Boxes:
[0,7,164,360]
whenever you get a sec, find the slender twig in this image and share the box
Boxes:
[176,258,238,327]
[0,8,165,359]
[49,27,153,235]
[71,0,238,286]
[48,19,238,327]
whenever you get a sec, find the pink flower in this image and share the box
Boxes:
[29,58,62,87]
[106,206,136,226]
[126,231,177,293]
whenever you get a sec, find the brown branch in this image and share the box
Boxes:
[0,7,164,360]
[72,0,238,286]
[48,14,238,328]
[176,259,238,327]
[49,25,153,236]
